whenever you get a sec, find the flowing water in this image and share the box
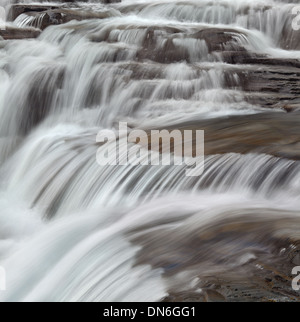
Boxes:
[0,0,300,302]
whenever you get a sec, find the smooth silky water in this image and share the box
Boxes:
[0,0,300,301]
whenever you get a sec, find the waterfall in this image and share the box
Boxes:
[0,0,300,302]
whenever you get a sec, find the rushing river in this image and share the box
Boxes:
[0,0,300,302]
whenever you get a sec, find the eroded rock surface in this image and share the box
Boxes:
[0,26,41,39]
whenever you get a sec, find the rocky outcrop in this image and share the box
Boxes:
[221,64,300,110]
[8,4,63,21]
[15,8,121,30]
[135,27,247,64]
[8,0,121,21]
[9,3,122,30]
[133,212,300,302]
[0,26,41,40]
[5,5,300,115]
[170,111,300,160]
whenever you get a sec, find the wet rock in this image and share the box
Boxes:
[192,28,246,52]
[8,4,62,21]
[162,292,206,302]
[280,21,300,50]
[13,7,121,30]
[230,65,300,109]
[136,27,189,63]
[102,0,121,3]
[9,0,121,21]
[132,211,300,302]
[204,290,226,302]
[173,111,300,160]
[223,52,300,69]
[136,27,247,64]
[0,26,41,40]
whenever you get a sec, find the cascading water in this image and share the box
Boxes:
[0,0,300,302]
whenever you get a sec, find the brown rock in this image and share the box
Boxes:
[8,4,62,21]
[12,7,121,30]
[0,26,41,40]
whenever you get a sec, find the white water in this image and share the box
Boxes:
[0,0,299,301]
